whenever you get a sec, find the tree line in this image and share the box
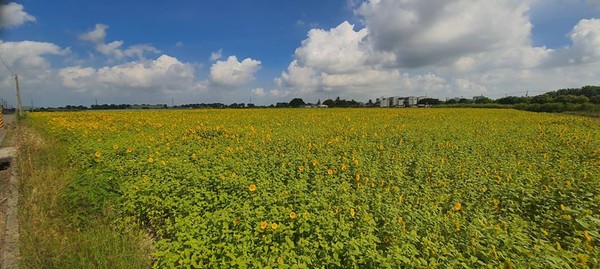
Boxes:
[29,85,599,113]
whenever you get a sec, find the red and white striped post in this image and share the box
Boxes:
[0,106,4,129]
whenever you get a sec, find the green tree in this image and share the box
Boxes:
[474,97,492,104]
[289,98,306,108]
[418,98,441,105]
[531,94,554,104]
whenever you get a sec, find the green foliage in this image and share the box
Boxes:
[16,120,152,269]
[417,98,442,105]
[30,109,600,268]
[474,97,493,104]
[289,98,306,108]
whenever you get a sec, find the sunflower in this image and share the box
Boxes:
[350,208,355,217]
[584,231,592,242]
[249,184,257,192]
[260,221,268,230]
[453,202,462,211]
[289,211,297,219]
[94,151,101,158]
[271,222,279,230]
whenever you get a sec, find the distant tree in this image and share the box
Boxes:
[555,95,589,104]
[590,95,600,104]
[348,99,359,107]
[322,99,335,107]
[458,98,472,104]
[275,102,289,108]
[445,99,458,104]
[496,96,521,105]
[580,85,600,98]
[418,98,441,105]
[317,99,321,106]
[289,98,306,108]
[367,99,374,107]
[474,97,493,104]
[531,94,554,104]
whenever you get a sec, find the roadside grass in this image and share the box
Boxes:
[15,120,152,269]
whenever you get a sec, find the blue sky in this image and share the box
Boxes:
[1,0,600,107]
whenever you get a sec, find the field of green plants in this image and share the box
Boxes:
[28,108,599,268]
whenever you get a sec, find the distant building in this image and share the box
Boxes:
[378,96,428,107]
[390,96,403,107]
[380,97,390,107]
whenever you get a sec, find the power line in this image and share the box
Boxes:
[0,53,23,118]
[0,54,15,75]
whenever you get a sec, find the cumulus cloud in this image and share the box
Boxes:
[0,2,36,28]
[271,0,600,101]
[356,0,534,68]
[274,21,415,99]
[210,49,223,61]
[275,60,321,93]
[295,21,370,73]
[59,55,203,94]
[251,87,265,96]
[79,24,160,60]
[0,40,67,69]
[209,55,261,88]
[58,66,96,90]
[541,19,600,67]
[79,23,108,43]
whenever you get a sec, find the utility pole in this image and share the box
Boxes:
[0,54,22,118]
[15,74,22,118]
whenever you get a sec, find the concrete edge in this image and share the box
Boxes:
[1,147,18,269]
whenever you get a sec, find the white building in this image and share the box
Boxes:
[380,97,390,107]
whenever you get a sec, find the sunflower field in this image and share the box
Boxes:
[28,108,599,268]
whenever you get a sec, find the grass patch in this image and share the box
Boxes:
[15,120,152,269]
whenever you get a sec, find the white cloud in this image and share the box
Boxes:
[251,87,265,96]
[210,49,223,61]
[209,55,261,88]
[356,0,533,68]
[79,23,108,43]
[96,55,193,88]
[275,60,321,93]
[0,2,36,28]
[271,0,600,101]
[58,66,95,90]
[59,55,202,94]
[79,23,160,60]
[274,22,396,98]
[542,19,600,66]
[269,89,293,98]
[0,40,67,69]
[295,21,369,73]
